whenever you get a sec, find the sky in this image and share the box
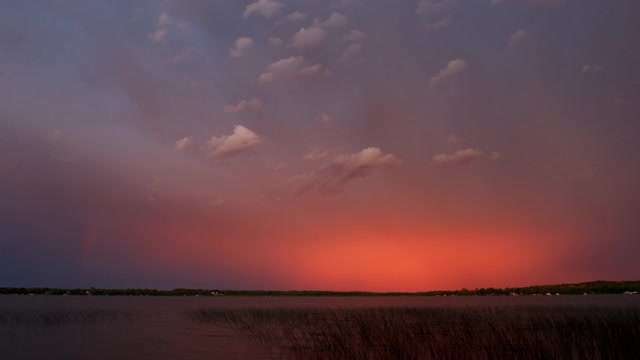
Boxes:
[1,0,639,292]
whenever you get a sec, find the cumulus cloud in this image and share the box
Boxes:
[286,11,308,22]
[171,47,196,64]
[295,147,400,196]
[339,43,362,63]
[323,12,348,28]
[243,0,283,18]
[258,56,323,84]
[149,12,173,43]
[230,37,254,58]
[433,148,483,167]
[342,29,366,42]
[290,24,326,49]
[175,137,193,152]
[204,125,261,158]
[149,28,168,43]
[224,98,263,113]
[429,59,468,88]
[508,29,532,48]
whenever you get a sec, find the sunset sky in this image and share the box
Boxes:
[1,0,639,291]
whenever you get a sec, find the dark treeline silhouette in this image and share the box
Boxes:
[1,281,639,296]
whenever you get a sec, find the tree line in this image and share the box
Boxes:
[0,281,638,297]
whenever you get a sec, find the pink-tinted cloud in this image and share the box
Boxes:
[295,147,400,195]
[204,125,261,158]
[342,29,366,42]
[323,12,348,28]
[175,137,193,152]
[230,37,253,58]
[258,57,323,84]
[429,59,468,88]
[290,24,326,49]
[224,98,263,113]
[509,30,532,48]
[433,148,483,167]
[243,0,283,18]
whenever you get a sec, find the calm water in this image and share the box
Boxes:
[1,295,638,359]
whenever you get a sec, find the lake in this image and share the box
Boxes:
[1,295,638,359]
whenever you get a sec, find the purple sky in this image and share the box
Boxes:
[1,0,639,291]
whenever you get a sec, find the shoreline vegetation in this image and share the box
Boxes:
[188,306,640,359]
[1,280,639,297]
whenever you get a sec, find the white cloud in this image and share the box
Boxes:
[339,43,362,62]
[429,59,468,88]
[243,0,283,18]
[224,98,263,113]
[290,25,326,49]
[323,12,348,28]
[175,137,193,152]
[509,29,532,48]
[433,148,483,167]
[204,125,262,158]
[295,147,400,196]
[268,37,284,49]
[149,28,168,43]
[286,11,308,22]
[171,47,196,64]
[230,37,254,58]
[258,56,323,84]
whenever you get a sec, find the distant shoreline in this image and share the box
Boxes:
[1,280,639,297]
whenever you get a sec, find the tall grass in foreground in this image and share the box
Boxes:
[0,309,135,327]
[187,306,640,359]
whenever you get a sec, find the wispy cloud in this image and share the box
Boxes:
[224,98,263,113]
[258,57,324,84]
[429,59,468,88]
[294,147,400,196]
[433,148,483,167]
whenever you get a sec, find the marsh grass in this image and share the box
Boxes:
[187,306,640,359]
[0,309,136,327]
